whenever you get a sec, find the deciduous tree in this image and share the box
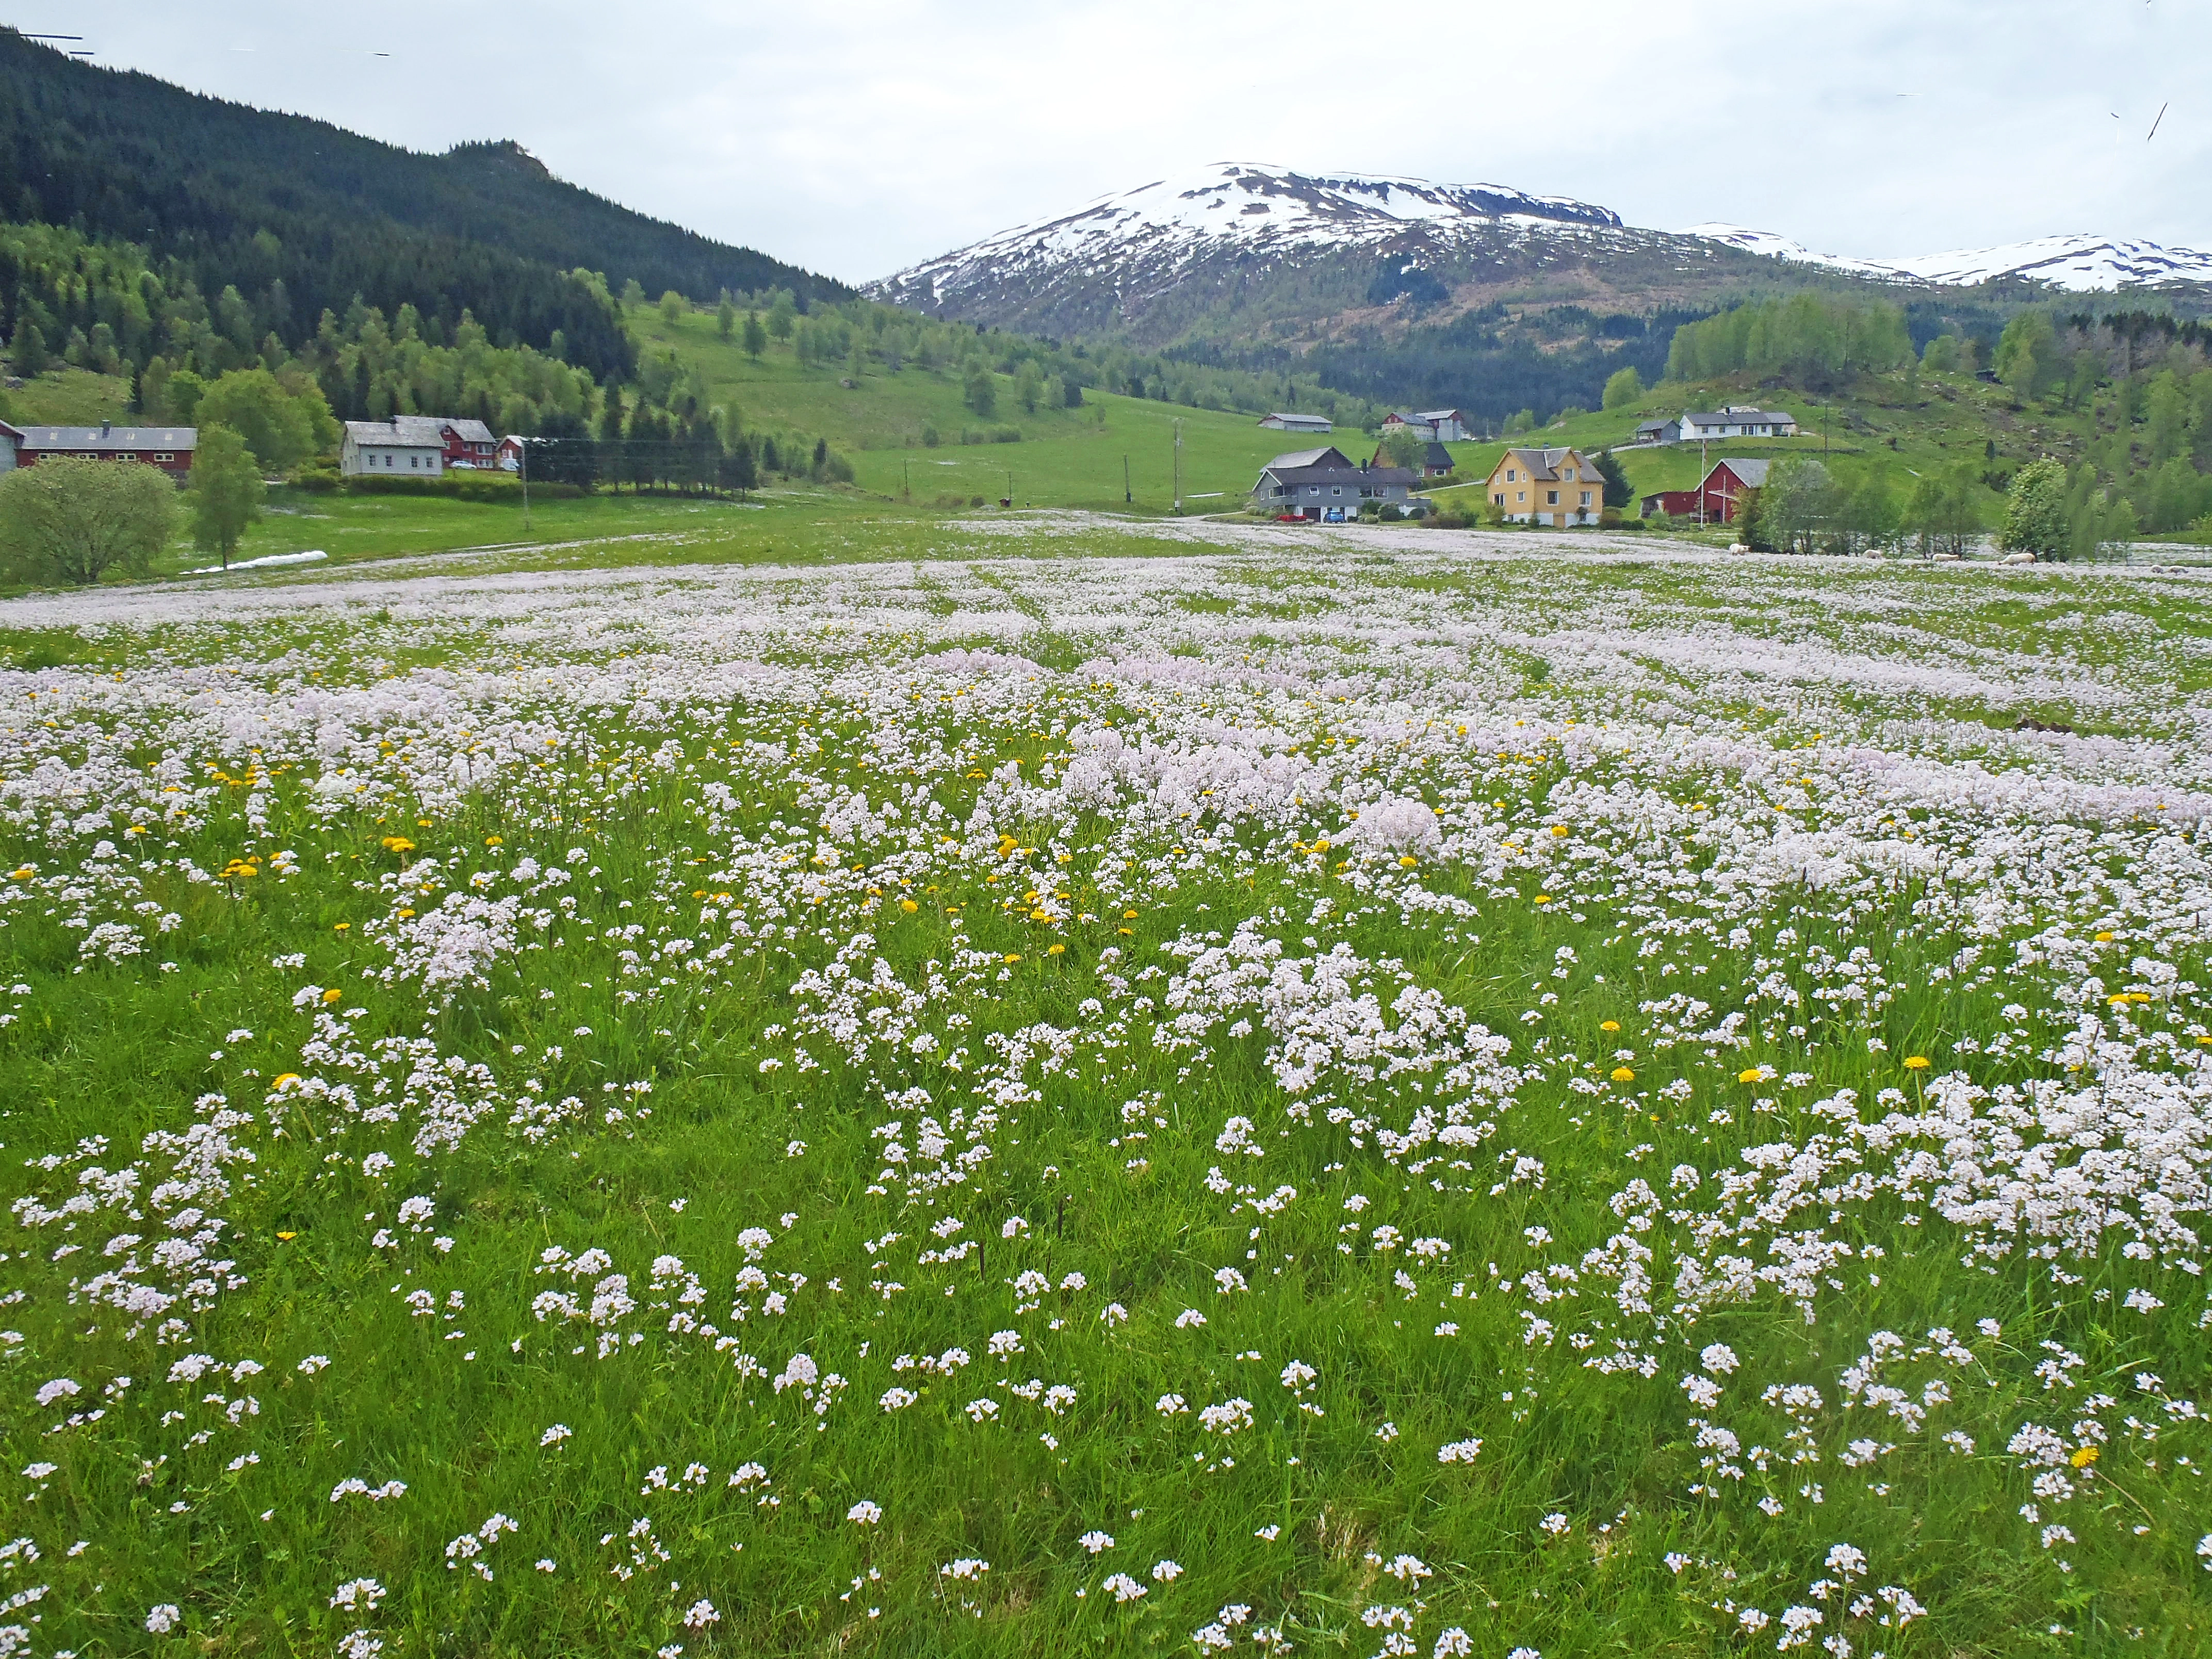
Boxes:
[0,458,177,585]
[1601,366,1642,411]
[186,424,266,570]
[1998,458,2070,559]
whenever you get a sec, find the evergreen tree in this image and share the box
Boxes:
[1593,449,1633,509]
[719,440,758,498]
[717,296,736,342]
[1998,458,2070,559]
[10,321,46,378]
[742,313,767,361]
[187,423,266,570]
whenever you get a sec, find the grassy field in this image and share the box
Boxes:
[626,306,1379,512]
[3,516,2211,1656]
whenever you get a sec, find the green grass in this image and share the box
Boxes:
[630,307,1369,512]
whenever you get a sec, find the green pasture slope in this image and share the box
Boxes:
[626,305,1353,512]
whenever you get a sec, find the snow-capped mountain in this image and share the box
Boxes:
[872,162,1624,311]
[865,164,1662,341]
[1684,223,2212,292]
[868,163,2212,348]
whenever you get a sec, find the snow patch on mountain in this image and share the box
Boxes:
[870,162,1626,304]
[1684,222,2212,292]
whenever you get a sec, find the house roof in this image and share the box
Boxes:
[344,420,443,450]
[13,422,196,451]
[1706,458,1772,487]
[1261,446,1355,473]
[344,416,497,447]
[1682,410,1794,426]
[1493,447,1587,482]
[1412,409,1468,423]
[1257,459,1418,488]
[1422,443,1453,469]
[1634,418,1672,432]
[1262,412,1331,425]
[1381,411,1433,426]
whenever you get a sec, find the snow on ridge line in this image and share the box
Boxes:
[1681,222,2212,292]
[869,157,2212,300]
[869,162,1627,292]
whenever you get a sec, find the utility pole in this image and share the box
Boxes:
[1698,433,1707,526]
[520,437,531,535]
[902,458,909,503]
[1173,418,1184,514]
[1124,455,1131,506]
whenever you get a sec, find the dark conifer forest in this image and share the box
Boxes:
[0,29,845,384]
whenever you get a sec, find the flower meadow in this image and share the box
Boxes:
[4,523,2212,1656]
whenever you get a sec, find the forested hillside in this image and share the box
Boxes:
[0,29,843,381]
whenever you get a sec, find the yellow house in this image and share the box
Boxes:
[1484,446,1601,526]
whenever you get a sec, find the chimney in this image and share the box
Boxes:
[100,420,111,437]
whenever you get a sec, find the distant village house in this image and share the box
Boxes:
[1640,457,1769,523]
[1380,409,1474,443]
[1669,406,1797,442]
[1252,446,1417,523]
[340,416,499,477]
[0,420,197,480]
[1484,446,1601,526]
[1258,412,1332,434]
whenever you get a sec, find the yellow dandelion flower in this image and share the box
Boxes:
[1737,1067,1764,1084]
[1611,1067,1636,1083]
[1398,855,1419,868]
[2070,1445,2099,1469]
[321,988,343,1004]
[1600,1020,1621,1033]
[1003,953,1022,965]
[2094,931,2116,942]
[901,899,919,914]
[275,1231,298,1242]
[1047,944,1066,956]
[484,835,503,848]
[272,1074,302,1090]
[1902,1055,1931,1070]
[1535,894,1552,904]
[381,836,415,854]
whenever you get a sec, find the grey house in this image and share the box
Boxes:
[1253,446,1418,522]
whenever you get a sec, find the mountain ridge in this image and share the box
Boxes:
[871,162,2212,345]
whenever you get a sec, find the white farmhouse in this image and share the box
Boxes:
[1673,405,1798,441]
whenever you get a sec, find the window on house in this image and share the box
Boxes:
[154,452,173,463]
[1547,491,1558,505]
[1494,494,1505,507]
[1580,491,1591,506]
[1516,491,1525,503]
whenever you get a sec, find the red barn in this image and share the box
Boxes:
[1,420,197,481]
[1639,457,1770,523]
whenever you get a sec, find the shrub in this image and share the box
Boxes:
[0,457,176,585]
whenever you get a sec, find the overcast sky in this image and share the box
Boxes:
[13,0,2208,284]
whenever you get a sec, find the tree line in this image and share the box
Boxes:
[1665,292,1915,391]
